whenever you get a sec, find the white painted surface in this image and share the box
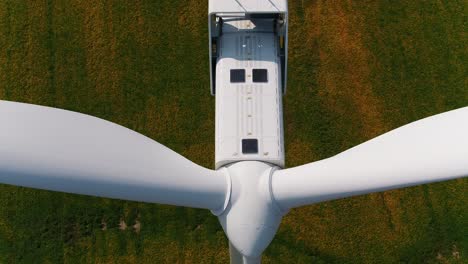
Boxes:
[272,107,468,210]
[0,100,229,211]
[208,0,288,95]
[217,161,284,259]
[215,18,285,168]
[209,0,287,14]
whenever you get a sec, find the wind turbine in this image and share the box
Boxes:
[1,1,467,263]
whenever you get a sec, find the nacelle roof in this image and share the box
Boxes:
[209,0,287,14]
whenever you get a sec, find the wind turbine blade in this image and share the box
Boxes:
[272,107,468,210]
[0,100,228,210]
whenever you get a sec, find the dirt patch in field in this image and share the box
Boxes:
[285,139,318,167]
[177,0,206,35]
[0,219,13,240]
[0,1,52,103]
[126,0,148,46]
[287,1,409,252]
[119,219,127,230]
[100,219,107,231]
[437,245,461,262]
[74,1,123,105]
[181,143,215,168]
[0,2,8,99]
[307,2,389,139]
[380,192,404,232]
[144,95,182,138]
[24,1,51,102]
[133,219,141,233]
[319,0,407,238]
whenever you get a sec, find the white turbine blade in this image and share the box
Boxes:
[272,107,468,210]
[0,100,228,210]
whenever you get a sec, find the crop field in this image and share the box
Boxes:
[0,0,467,263]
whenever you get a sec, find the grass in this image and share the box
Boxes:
[0,0,467,263]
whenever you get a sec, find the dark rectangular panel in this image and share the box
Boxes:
[242,139,258,154]
[252,69,268,83]
[231,69,245,83]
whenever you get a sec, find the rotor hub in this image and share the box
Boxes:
[213,161,287,258]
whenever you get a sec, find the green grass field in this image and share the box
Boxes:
[0,0,467,263]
